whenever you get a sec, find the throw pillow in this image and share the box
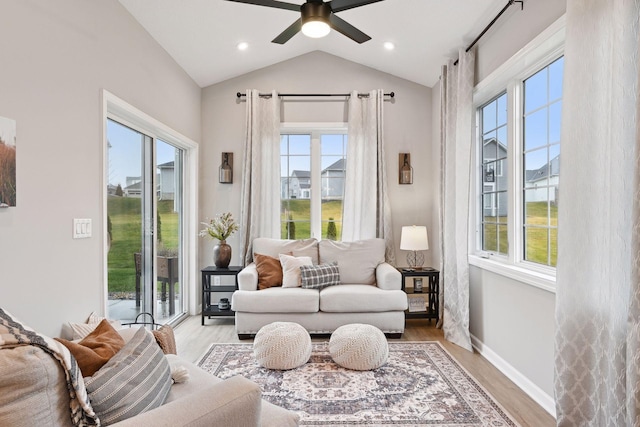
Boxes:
[68,316,122,340]
[152,324,177,355]
[84,327,172,426]
[279,253,313,288]
[255,253,285,290]
[300,262,341,290]
[55,319,125,377]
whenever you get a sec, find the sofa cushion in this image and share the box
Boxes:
[279,253,313,288]
[254,253,284,290]
[319,238,385,285]
[253,237,319,265]
[320,285,408,312]
[55,319,125,377]
[85,327,171,426]
[300,262,340,290]
[232,288,320,313]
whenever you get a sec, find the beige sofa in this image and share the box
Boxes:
[0,327,299,427]
[232,238,408,339]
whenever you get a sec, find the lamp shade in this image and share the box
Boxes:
[400,226,429,251]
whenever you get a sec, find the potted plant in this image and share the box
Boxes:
[199,212,239,268]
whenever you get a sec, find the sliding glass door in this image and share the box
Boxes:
[106,118,184,323]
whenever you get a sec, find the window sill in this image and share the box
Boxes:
[468,255,556,294]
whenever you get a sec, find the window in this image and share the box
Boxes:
[472,18,564,288]
[280,125,347,240]
[523,58,563,267]
[480,92,508,256]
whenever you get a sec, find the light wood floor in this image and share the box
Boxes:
[174,316,555,426]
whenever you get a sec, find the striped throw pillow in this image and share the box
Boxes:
[84,327,171,425]
[300,262,340,290]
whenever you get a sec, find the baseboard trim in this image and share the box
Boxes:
[470,334,556,418]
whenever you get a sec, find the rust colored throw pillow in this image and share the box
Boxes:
[55,319,125,377]
[255,253,285,290]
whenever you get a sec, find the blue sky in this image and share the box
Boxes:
[107,119,176,188]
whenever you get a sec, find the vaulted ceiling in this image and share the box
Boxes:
[119,0,505,88]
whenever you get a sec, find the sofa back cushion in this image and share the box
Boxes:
[319,239,385,285]
[253,238,319,265]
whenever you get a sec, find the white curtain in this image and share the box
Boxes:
[439,49,475,351]
[554,1,640,425]
[342,89,395,264]
[239,90,281,265]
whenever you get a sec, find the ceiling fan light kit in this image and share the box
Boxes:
[301,2,331,38]
[226,0,384,44]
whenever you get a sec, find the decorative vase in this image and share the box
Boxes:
[213,240,231,268]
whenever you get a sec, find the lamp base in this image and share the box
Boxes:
[406,251,425,269]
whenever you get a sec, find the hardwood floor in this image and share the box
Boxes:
[174,316,555,426]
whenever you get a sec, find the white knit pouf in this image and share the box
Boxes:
[329,324,388,370]
[253,322,312,370]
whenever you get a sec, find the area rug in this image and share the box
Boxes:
[198,341,519,427]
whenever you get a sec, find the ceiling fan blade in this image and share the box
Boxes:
[225,0,300,12]
[330,0,384,13]
[272,18,303,44]
[328,14,371,43]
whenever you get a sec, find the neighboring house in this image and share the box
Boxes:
[121,162,175,200]
[123,181,142,197]
[321,158,345,200]
[157,160,175,200]
[281,160,346,200]
[482,138,508,217]
[525,155,559,203]
[282,170,311,199]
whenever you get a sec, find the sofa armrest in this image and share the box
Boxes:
[375,262,401,290]
[238,263,258,291]
[111,376,262,427]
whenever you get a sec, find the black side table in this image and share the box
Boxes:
[201,266,242,325]
[397,267,440,322]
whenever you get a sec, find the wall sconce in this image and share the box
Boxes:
[399,153,413,184]
[219,152,233,184]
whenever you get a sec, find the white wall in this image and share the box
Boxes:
[0,0,201,337]
[431,0,566,415]
[200,51,432,273]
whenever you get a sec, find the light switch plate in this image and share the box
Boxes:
[73,218,92,239]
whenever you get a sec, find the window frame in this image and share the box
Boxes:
[280,122,347,240]
[469,16,565,292]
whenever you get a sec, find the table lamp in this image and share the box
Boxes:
[400,225,429,269]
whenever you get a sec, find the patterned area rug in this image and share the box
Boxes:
[198,341,519,427]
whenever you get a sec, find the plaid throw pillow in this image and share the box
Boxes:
[300,262,340,290]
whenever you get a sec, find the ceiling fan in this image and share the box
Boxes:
[226,0,384,44]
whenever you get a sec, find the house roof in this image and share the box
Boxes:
[291,170,310,178]
[526,155,560,183]
[158,160,174,169]
[323,158,345,172]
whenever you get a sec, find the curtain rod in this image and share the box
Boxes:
[236,92,395,99]
[453,0,524,66]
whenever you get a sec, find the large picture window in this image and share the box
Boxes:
[280,125,347,241]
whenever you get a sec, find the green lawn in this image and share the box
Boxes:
[107,196,179,293]
[281,199,343,239]
[483,201,557,266]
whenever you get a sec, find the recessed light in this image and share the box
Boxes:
[384,42,395,51]
[237,42,249,51]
